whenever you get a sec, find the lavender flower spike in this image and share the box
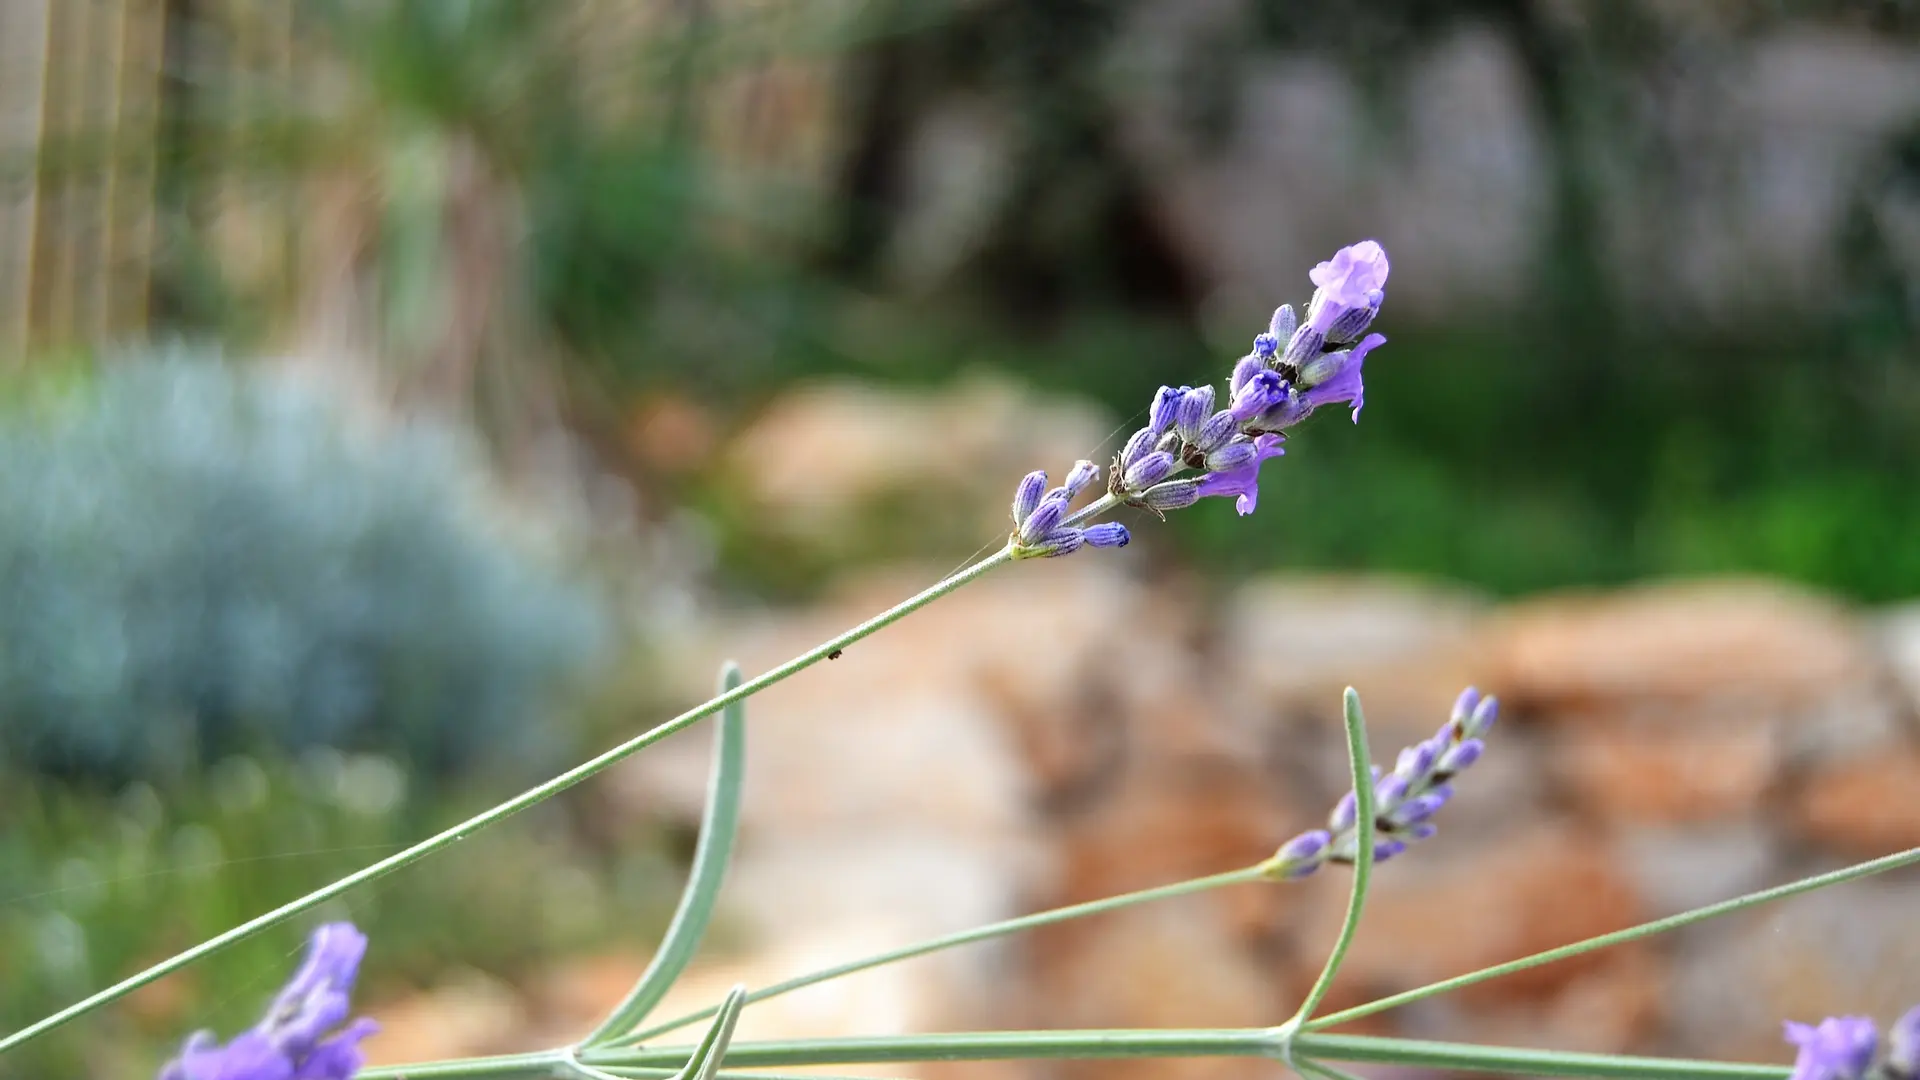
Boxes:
[158,922,377,1080]
[1194,434,1285,516]
[1264,688,1499,881]
[1784,1016,1878,1080]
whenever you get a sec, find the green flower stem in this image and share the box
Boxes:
[1064,492,1122,527]
[615,865,1270,1046]
[1292,1033,1786,1080]
[584,1030,1787,1079]
[1307,843,1920,1032]
[1282,688,1374,1032]
[357,1050,564,1078]
[589,1028,1281,1068]
[1295,1058,1371,1080]
[0,549,1016,1057]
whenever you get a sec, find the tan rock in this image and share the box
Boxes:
[721,375,1114,549]
[1553,723,1782,823]
[1792,749,1920,855]
[1296,822,1644,1002]
[1222,575,1493,744]
[1487,579,1872,711]
[1666,881,1920,1063]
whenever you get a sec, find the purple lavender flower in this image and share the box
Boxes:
[1265,689,1498,881]
[1194,434,1285,516]
[1229,369,1288,423]
[1173,385,1216,444]
[1784,1017,1878,1080]
[1304,240,1389,337]
[1062,459,1101,498]
[1148,386,1186,435]
[1011,470,1047,527]
[1082,523,1130,548]
[158,923,377,1080]
[1299,333,1386,423]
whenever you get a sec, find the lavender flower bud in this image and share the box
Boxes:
[1373,772,1410,812]
[1193,411,1238,453]
[1204,439,1258,473]
[1389,786,1452,828]
[1405,822,1439,842]
[1373,838,1408,863]
[1328,790,1358,834]
[1468,693,1499,737]
[1281,326,1326,368]
[1272,829,1332,879]
[1118,427,1159,470]
[1395,738,1442,783]
[1231,355,1262,395]
[1252,332,1281,361]
[1063,459,1101,498]
[1017,493,1069,544]
[1438,738,1484,775]
[1269,304,1297,343]
[1033,527,1084,558]
[1229,369,1288,423]
[1149,386,1186,435]
[1082,522,1130,548]
[1139,479,1201,512]
[1012,471,1047,528]
[1155,429,1184,455]
[1450,687,1482,730]
[1122,451,1176,490]
[1325,290,1383,343]
[1174,385,1216,444]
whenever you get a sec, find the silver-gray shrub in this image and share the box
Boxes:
[0,353,609,785]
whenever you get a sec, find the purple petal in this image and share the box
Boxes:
[1081,522,1130,548]
[1149,386,1187,435]
[1195,434,1285,516]
[1063,460,1101,498]
[1784,1016,1878,1080]
[1011,471,1047,527]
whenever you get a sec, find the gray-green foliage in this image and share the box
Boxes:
[0,353,608,783]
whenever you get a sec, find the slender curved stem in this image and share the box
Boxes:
[1282,688,1374,1030]
[1307,844,1920,1032]
[616,865,1269,1046]
[356,1050,563,1079]
[0,550,1014,1056]
[584,666,748,1047]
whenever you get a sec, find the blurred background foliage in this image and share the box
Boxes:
[1,0,1917,1073]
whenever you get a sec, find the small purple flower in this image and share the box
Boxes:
[1269,304,1298,343]
[1148,386,1187,435]
[1011,471,1047,527]
[1016,492,1069,545]
[1437,739,1484,775]
[1194,434,1285,516]
[1784,1017,1878,1080]
[1299,333,1385,423]
[1117,428,1159,471]
[1122,451,1176,491]
[1252,332,1281,361]
[1272,829,1332,879]
[1230,353,1265,395]
[1082,522,1130,548]
[1192,410,1238,453]
[1062,460,1101,498]
[1229,369,1288,423]
[1204,439,1258,473]
[1139,479,1201,512]
[1174,385,1216,444]
[159,923,376,1080]
[1305,240,1390,336]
